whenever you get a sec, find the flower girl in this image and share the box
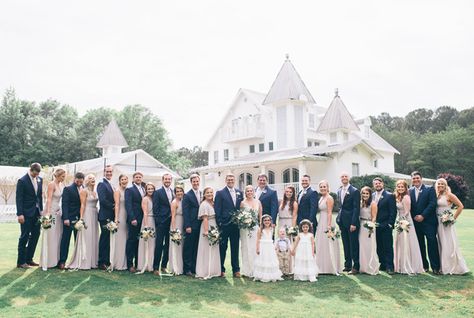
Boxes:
[253,215,283,282]
[292,219,318,282]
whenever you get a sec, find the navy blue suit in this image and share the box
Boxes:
[215,187,243,273]
[257,186,278,224]
[410,184,440,271]
[16,173,43,265]
[97,178,115,267]
[182,189,202,273]
[152,187,174,270]
[296,187,318,231]
[374,190,397,271]
[59,183,81,264]
[125,184,144,268]
[336,184,361,270]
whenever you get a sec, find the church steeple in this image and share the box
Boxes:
[96,119,128,157]
[317,90,359,133]
[262,55,316,105]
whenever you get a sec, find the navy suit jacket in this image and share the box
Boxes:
[215,187,243,226]
[409,184,438,225]
[153,187,174,225]
[336,185,361,228]
[61,183,81,222]
[373,190,397,228]
[296,187,318,227]
[257,186,279,223]
[16,173,43,217]
[125,185,144,224]
[182,189,202,230]
[97,178,115,221]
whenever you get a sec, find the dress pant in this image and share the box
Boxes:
[414,221,440,271]
[153,219,171,270]
[17,213,41,265]
[219,223,240,273]
[376,225,394,271]
[126,221,142,269]
[183,227,200,274]
[59,223,78,264]
[340,225,360,270]
[98,220,111,266]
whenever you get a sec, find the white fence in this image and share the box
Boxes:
[0,205,17,223]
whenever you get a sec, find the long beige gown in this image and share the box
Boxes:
[277,202,293,229]
[195,200,221,279]
[137,197,156,272]
[67,191,99,270]
[239,201,259,277]
[111,188,128,270]
[437,195,469,275]
[358,206,379,275]
[40,184,63,269]
[169,200,184,275]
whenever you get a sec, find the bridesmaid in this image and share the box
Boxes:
[278,186,298,229]
[67,174,99,270]
[315,180,342,275]
[436,178,469,275]
[137,182,156,273]
[195,187,221,279]
[169,185,185,275]
[40,168,65,269]
[394,180,424,274]
[239,185,262,278]
[111,174,128,270]
[358,186,379,275]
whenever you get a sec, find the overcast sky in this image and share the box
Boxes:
[1,0,473,149]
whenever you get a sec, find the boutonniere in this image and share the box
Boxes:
[236,192,241,197]
[262,189,267,194]
[380,195,384,200]
[345,192,350,197]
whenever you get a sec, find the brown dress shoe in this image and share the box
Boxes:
[129,266,137,273]
[58,263,65,270]
[154,270,161,276]
[99,264,107,270]
[17,264,30,269]
[27,261,39,266]
[233,272,241,278]
[349,269,359,275]
[220,272,226,277]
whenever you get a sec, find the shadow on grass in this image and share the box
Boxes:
[0,267,472,311]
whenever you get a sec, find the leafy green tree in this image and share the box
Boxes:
[350,174,396,192]
[404,108,434,134]
[431,106,459,132]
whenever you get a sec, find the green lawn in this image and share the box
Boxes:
[0,212,473,318]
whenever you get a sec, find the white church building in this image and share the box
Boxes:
[195,56,403,194]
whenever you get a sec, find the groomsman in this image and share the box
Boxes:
[97,165,115,270]
[182,174,202,276]
[410,171,440,274]
[372,177,397,274]
[125,171,145,273]
[296,175,318,231]
[153,173,174,275]
[255,174,278,226]
[59,172,84,269]
[336,172,360,274]
[16,163,43,268]
[215,173,243,277]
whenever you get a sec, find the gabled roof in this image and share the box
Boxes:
[317,91,360,132]
[263,55,316,105]
[96,119,128,148]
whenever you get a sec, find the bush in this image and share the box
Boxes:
[436,173,470,206]
[350,174,397,193]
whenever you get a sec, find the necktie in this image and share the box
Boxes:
[166,188,172,203]
[230,188,236,206]
[298,189,306,203]
[32,177,38,194]
[137,184,144,197]
[415,188,420,202]
[341,187,347,204]
[195,190,201,203]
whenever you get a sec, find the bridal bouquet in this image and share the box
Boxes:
[395,218,410,233]
[232,207,258,231]
[440,209,456,226]
[39,215,54,230]
[363,221,379,238]
[169,229,183,245]
[207,226,220,246]
[140,227,156,241]
[285,226,299,237]
[74,219,87,231]
[104,219,118,234]
[325,226,341,241]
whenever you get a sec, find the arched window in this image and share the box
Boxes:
[239,172,253,189]
[282,168,299,184]
[268,170,275,185]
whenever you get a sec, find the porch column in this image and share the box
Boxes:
[298,160,307,179]
[259,165,266,176]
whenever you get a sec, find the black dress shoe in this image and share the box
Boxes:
[17,264,29,269]
[433,270,442,275]
[185,271,193,276]
[99,264,107,270]
[343,267,352,272]
[27,261,39,266]
[386,269,395,275]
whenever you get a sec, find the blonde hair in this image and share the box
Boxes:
[84,174,95,187]
[435,178,451,198]
[318,180,330,192]
[395,179,408,202]
[53,168,66,178]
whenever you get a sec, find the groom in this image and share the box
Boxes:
[410,171,440,274]
[182,173,202,276]
[296,175,318,232]
[255,174,278,226]
[336,172,360,274]
[215,173,243,277]
[16,163,43,268]
[97,165,115,270]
